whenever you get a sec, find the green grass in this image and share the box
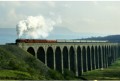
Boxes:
[0,70,32,80]
[81,58,120,80]
[0,45,50,80]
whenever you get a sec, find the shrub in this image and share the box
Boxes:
[63,69,76,80]
[48,69,64,80]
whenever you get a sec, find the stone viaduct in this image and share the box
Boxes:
[17,42,120,76]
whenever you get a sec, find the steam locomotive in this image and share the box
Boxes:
[16,39,108,43]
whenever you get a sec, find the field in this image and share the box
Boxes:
[81,58,120,80]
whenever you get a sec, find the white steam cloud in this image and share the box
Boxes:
[16,15,61,39]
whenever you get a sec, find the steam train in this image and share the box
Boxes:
[16,39,108,43]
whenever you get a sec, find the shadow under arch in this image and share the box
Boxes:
[55,47,62,72]
[82,46,87,72]
[108,46,111,66]
[69,46,75,73]
[47,47,54,69]
[63,46,69,69]
[110,46,114,65]
[87,46,91,71]
[91,46,95,70]
[105,46,108,68]
[95,46,98,69]
[37,47,45,63]
[77,46,82,76]
[27,47,35,56]
[98,46,102,68]
[106,46,110,67]
[102,46,105,68]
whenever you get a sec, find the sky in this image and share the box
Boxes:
[1,1,120,36]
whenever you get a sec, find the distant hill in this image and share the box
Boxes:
[85,35,120,43]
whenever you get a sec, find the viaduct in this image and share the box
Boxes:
[17,42,120,76]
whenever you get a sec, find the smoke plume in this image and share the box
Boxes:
[16,15,61,39]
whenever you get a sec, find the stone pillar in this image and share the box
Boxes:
[93,46,96,69]
[85,46,88,72]
[34,47,37,59]
[44,46,47,66]
[74,46,78,76]
[68,47,70,71]
[90,46,92,70]
[53,46,56,70]
[95,46,98,69]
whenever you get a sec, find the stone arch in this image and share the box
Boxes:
[87,46,91,71]
[55,47,62,72]
[69,46,75,73]
[82,46,87,72]
[77,46,82,76]
[63,46,69,69]
[91,46,95,70]
[27,47,35,56]
[98,46,102,68]
[95,46,98,69]
[37,47,45,63]
[47,47,54,69]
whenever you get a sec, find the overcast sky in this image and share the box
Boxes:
[1,1,120,36]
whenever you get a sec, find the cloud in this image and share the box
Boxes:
[1,1,120,36]
[83,18,96,24]
[1,8,25,28]
[64,4,71,8]
[47,1,56,7]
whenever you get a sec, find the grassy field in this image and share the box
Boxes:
[0,45,50,80]
[81,58,120,80]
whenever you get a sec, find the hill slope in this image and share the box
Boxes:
[0,45,50,80]
[85,35,120,42]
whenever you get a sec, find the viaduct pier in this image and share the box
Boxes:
[17,41,120,76]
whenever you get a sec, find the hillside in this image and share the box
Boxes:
[0,45,67,80]
[85,35,120,42]
[0,45,50,79]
